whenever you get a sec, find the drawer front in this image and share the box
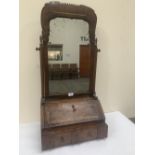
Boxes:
[54,132,71,147]
[41,122,106,150]
[42,131,71,149]
[71,126,97,143]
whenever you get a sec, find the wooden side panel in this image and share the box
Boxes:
[97,122,108,138]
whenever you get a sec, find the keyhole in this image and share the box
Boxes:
[72,105,76,112]
[60,136,64,142]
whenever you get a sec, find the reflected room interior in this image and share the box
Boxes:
[48,18,91,95]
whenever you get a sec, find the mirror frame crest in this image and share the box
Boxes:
[39,1,98,98]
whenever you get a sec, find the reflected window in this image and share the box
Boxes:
[48,44,63,61]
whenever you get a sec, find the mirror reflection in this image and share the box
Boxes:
[48,18,91,96]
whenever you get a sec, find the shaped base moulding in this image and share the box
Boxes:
[41,121,108,150]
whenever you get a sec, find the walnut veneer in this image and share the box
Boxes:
[37,1,108,150]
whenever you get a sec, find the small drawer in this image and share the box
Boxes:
[71,127,97,143]
[53,132,71,147]
[42,131,71,149]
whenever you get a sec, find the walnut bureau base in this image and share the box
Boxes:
[41,97,108,150]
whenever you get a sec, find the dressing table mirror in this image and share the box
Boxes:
[37,2,108,150]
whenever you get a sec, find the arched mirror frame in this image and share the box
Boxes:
[39,2,98,98]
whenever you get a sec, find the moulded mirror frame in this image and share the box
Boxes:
[39,1,98,98]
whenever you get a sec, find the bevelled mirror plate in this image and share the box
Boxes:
[48,18,91,96]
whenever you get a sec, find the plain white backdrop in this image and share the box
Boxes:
[0,0,155,155]
[135,0,155,155]
[0,0,19,155]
